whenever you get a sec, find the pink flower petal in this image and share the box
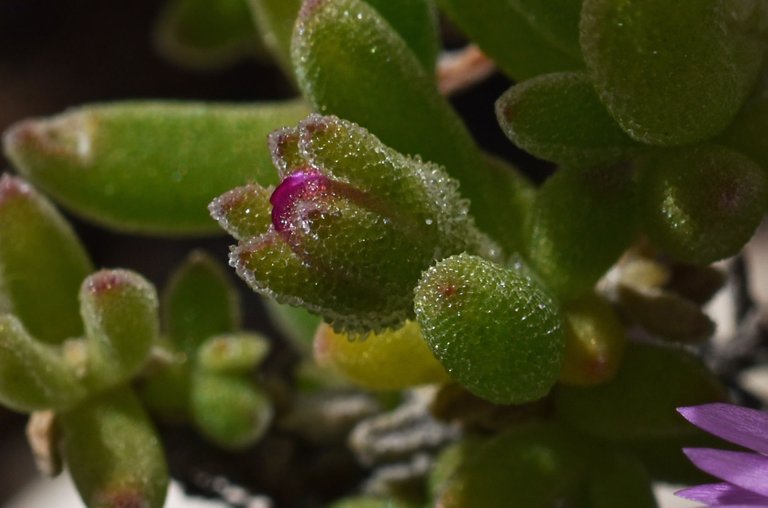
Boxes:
[684,448,768,497]
[676,482,768,505]
[678,404,768,454]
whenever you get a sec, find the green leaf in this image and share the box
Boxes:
[3,100,309,234]
[0,175,93,344]
[364,0,439,72]
[414,253,564,404]
[526,163,638,301]
[191,372,273,449]
[437,0,582,81]
[580,0,765,145]
[435,423,586,508]
[721,82,768,172]
[59,387,168,508]
[559,293,626,387]
[496,72,641,167]
[511,0,584,59]
[638,145,768,265]
[197,332,270,373]
[554,342,728,441]
[155,0,263,69]
[163,251,241,355]
[587,450,658,508]
[0,314,85,412]
[80,270,159,390]
[248,0,303,76]
[292,0,532,253]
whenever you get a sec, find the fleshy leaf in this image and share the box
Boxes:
[559,293,626,386]
[313,320,449,390]
[0,175,93,344]
[555,342,728,440]
[435,423,586,507]
[0,314,85,412]
[364,0,439,72]
[526,163,638,301]
[638,145,767,265]
[438,0,582,81]
[154,0,262,69]
[197,332,270,373]
[80,270,159,390]
[414,253,564,404]
[3,100,309,234]
[510,0,583,59]
[59,387,168,508]
[721,83,768,172]
[191,372,273,450]
[580,0,765,145]
[292,0,531,253]
[496,72,640,167]
[587,450,658,508]
[162,251,240,355]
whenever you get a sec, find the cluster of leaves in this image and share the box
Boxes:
[1,0,767,506]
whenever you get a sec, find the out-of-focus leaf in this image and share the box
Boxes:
[3,100,309,234]
[0,175,92,344]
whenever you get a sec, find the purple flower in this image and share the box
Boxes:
[676,403,768,507]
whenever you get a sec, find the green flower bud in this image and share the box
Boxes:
[191,372,273,450]
[213,114,495,332]
[438,0,582,81]
[638,145,768,265]
[3,100,309,234]
[59,387,168,508]
[313,320,449,390]
[0,314,85,412]
[496,72,640,167]
[162,251,240,355]
[581,0,765,145]
[414,253,564,404]
[554,342,727,440]
[80,270,159,390]
[197,332,270,373]
[0,175,93,344]
[526,163,638,301]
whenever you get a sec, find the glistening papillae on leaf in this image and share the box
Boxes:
[213,114,495,333]
[414,253,564,405]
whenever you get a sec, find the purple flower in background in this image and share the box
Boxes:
[676,403,768,507]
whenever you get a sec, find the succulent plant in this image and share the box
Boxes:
[2,0,768,506]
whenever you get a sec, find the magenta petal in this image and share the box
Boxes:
[684,448,768,497]
[676,482,768,505]
[678,404,768,454]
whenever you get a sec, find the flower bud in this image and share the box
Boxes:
[212,114,496,332]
